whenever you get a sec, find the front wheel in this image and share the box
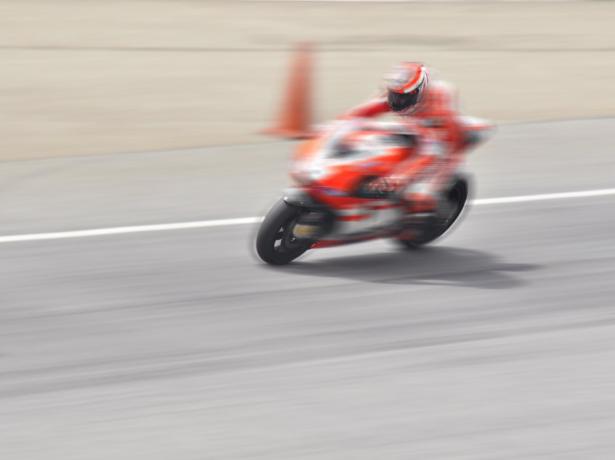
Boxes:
[255,199,312,265]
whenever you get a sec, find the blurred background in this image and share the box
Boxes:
[2,0,615,159]
[2,1,615,459]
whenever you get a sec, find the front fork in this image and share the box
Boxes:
[283,188,335,241]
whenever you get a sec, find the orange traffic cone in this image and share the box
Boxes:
[263,43,314,139]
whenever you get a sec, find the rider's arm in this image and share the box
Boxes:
[340,97,390,119]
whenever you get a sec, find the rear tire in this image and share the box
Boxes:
[396,176,469,249]
[256,199,312,265]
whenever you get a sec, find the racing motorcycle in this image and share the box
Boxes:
[255,117,492,265]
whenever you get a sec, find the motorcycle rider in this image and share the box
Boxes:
[342,62,462,214]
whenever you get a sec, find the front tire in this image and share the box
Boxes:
[256,199,312,265]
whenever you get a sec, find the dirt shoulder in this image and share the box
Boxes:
[1,0,613,160]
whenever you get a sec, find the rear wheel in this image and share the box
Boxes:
[256,199,312,265]
[396,176,469,249]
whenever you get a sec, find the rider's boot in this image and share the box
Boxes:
[396,191,438,238]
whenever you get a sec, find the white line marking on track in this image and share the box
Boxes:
[471,188,615,205]
[0,188,614,244]
[0,217,263,244]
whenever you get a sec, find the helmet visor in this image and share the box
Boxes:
[387,78,425,112]
[388,89,420,112]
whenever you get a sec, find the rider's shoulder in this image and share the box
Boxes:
[420,79,459,115]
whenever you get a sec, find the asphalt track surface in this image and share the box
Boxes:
[2,119,615,459]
